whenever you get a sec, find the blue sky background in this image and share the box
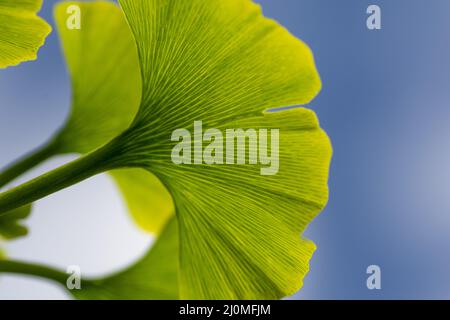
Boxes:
[1,0,450,299]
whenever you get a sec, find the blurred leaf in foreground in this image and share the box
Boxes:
[109,0,331,299]
[0,1,174,234]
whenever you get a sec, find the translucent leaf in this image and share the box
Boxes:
[119,0,322,126]
[53,1,141,155]
[0,0,331,300]
[112,0,331,299]
[0,205,32,240]
[110,169,173,234]
[71,218,178,300]
[0,0,51,68]
[50,2,174,233]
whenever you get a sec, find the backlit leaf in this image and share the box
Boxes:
[53,1,140,155]
[0,0,331,300]
[110,169,174,234]
[109,0,331,299]
[0,0,51,68]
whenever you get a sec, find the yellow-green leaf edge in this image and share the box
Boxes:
[0,0,51,68]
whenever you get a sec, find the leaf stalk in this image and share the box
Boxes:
[0,143,117,216]
[0,259,68,286]
[0,140,59,190]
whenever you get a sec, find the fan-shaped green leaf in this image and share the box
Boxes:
[110,0,331,299]
[110,169,174,234]
[0,0,51,68]
[53,1,141,155]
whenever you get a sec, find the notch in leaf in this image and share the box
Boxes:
[0,0,332,299]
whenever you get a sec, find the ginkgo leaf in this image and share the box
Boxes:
[53,1,140,155]
[1,2,173,234]
[107,0,330,299]
[122,108,331,299]
[0,205,32,240]
[0,0,331,300]
[110,169,174,233]
[71,217,178,300]
[0,0,51,68]
[51,2,173,234]
[0,2,173,234]
[0,1,169,233]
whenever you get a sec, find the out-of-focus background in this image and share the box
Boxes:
[1,0,450,299]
